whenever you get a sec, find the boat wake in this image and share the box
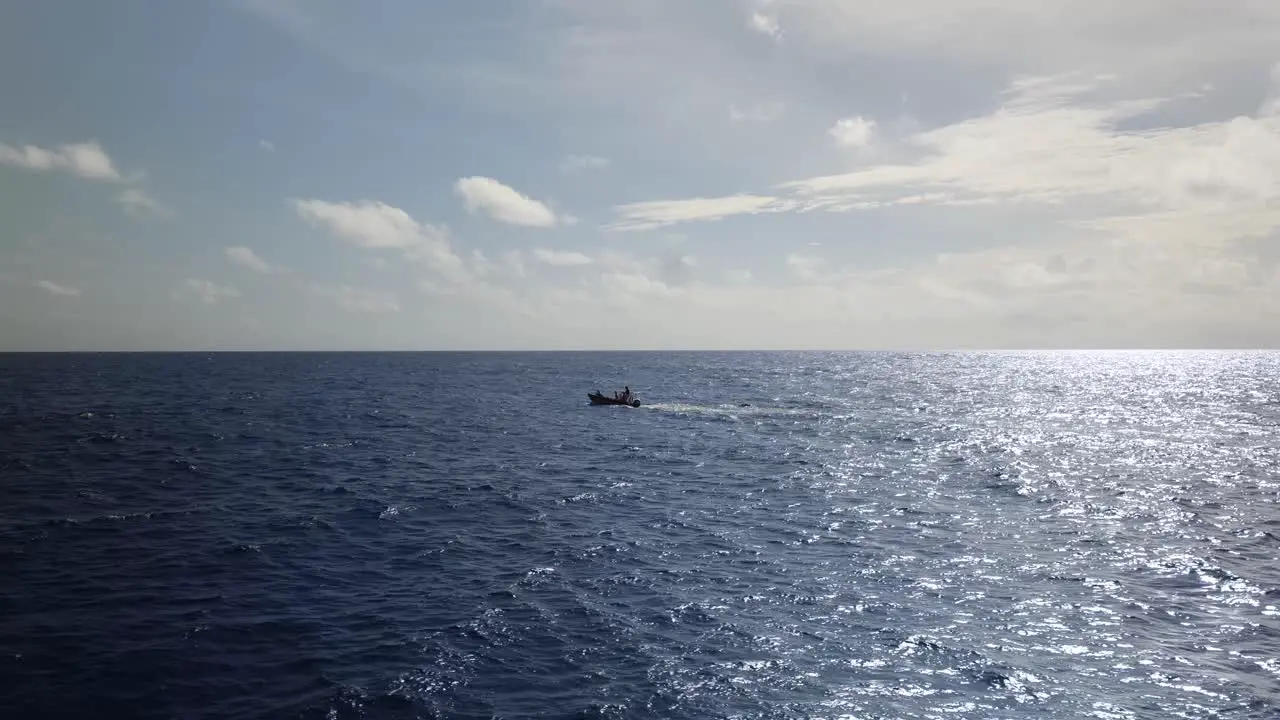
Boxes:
[643,402,822,421]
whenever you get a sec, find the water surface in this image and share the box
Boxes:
[1,351,1278,718]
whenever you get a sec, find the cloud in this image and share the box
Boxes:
[19,1,1280,350]
[0,140,121,181]
[533,248,594,267]
[295,198,424,249]
[526,2,811,145]
[785,253,825,281]
[435,224,1278,348]
[225,246,276,274]
[828,116,875,148]
[748,12,781,40]
[0,139,168,220]
[730,102,785,123]
[560,154,610,173]
[36,280,81,297]
[610,193,796,231]
[182,278,239,305]
[499,250,527,279]
[312,284,400,314]
[657,253,698,286]
[258,139,276,153]
[785,73,1280,213]
[454,176,559,227]
[487,222,1280,348]
[116,188,168,218]
[294,198,468,282]
[610,70,1280,238]
[757,0,1280,76]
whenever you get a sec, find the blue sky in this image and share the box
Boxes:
[3,0,1280,350]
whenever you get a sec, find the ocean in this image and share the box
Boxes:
[1,350,1278,719]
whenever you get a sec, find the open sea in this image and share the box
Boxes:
[1,350,1278,719]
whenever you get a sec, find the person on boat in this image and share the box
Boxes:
[623,386,632,401]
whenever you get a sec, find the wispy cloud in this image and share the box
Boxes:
[311,284,400,314]
[455,176,560,227]
[225,246,277,275]
[36,280,81,297]
[753,0,1280,75]
[182,278,239,305]
[785,253,825,282]
[559,154,610,173]
[116,188,169,218]
[1,139,169,219]
[610,194,796,231]
[785,73,1280,214]
[611,71,1280,235]
[532,248,594,267]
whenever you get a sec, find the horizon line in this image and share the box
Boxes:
[2,347,1279,354]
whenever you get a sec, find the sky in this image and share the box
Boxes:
[2,0,1280,350]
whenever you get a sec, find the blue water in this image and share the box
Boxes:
[2,351,1278,719]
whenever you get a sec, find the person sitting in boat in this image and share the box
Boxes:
[623,386,631,401]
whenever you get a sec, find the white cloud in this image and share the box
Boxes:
[294,198,468,282]
[786,73,1280,214]
[116,188,168,218]
[183,278,239,305]
[749,12,781,40]
[610,193,796,231]
[454,176,559,227]
[258,139,276,153]
[312,284,400,314]
[295,198,425,249]
[0,139,168,220]
[225,246,276,274]
[37,280,81,297]
[0,140,121,181]
[602,271,674,298]
[828,116,875,148]
[611,70,1280,240]
[560,154,610,173]
[533,248,594,267]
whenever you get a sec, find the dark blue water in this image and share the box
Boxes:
[2,351,1279,719]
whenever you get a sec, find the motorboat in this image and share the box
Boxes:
[588,389,640,407]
